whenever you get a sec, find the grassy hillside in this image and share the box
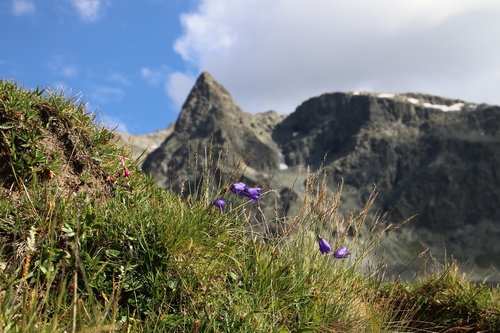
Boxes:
[0,80,498,332]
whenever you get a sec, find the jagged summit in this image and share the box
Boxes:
[193,71,231,96]
[142,72,283,187]
[182,71,234,112]
[174,71,246,137]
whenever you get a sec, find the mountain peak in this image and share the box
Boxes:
[197,71,216,84]
[187,71,232,104]
[143,71,282,181]
[174,71,243,136]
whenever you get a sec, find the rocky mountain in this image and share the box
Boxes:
[273,92,500,278]
[126,72,500,281]
[142,72,284,188]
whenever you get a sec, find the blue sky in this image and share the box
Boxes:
[1,0,196,134]
[2,0,500,134]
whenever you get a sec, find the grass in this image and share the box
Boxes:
[0,80,498,332]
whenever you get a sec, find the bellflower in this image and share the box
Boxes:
[213,197,226,211]
[334,246,350,259]
[243,187,261,201]
[317,236,332,254]
[231,182,246,196]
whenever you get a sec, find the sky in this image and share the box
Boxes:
[1,0,500,134]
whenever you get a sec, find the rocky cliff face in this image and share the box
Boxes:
[135,73,499,281]
[275,93,499,228]
[273,92,500,278]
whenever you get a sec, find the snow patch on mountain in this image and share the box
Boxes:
[278,151,288,170]
[422,102,464,112]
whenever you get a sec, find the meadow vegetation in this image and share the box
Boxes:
[0,80,498,332]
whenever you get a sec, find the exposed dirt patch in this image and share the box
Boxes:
[39,131,113,199]
[0,88,115,200]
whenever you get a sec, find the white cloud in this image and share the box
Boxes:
[165,71,196,108]
[173,0,500,113]
[71,0,107,21]
[47,55,79,78]
[141,66,168,86]
[108,73,131,86]
[90,86,125,104]
[61,65,78,77]
[141,66,194,110]
[11,0,35,16]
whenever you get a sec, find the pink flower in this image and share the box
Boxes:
[123,167,131,178]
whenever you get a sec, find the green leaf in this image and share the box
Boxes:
[105,249,122,259]
[61,223,75,237]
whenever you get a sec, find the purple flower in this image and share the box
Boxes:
[334,246,350,259]
[317,236,332,254]
[119,155,125,166]
[213,197,226,211]
[243,187,261,201]
[230,182,246,196]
